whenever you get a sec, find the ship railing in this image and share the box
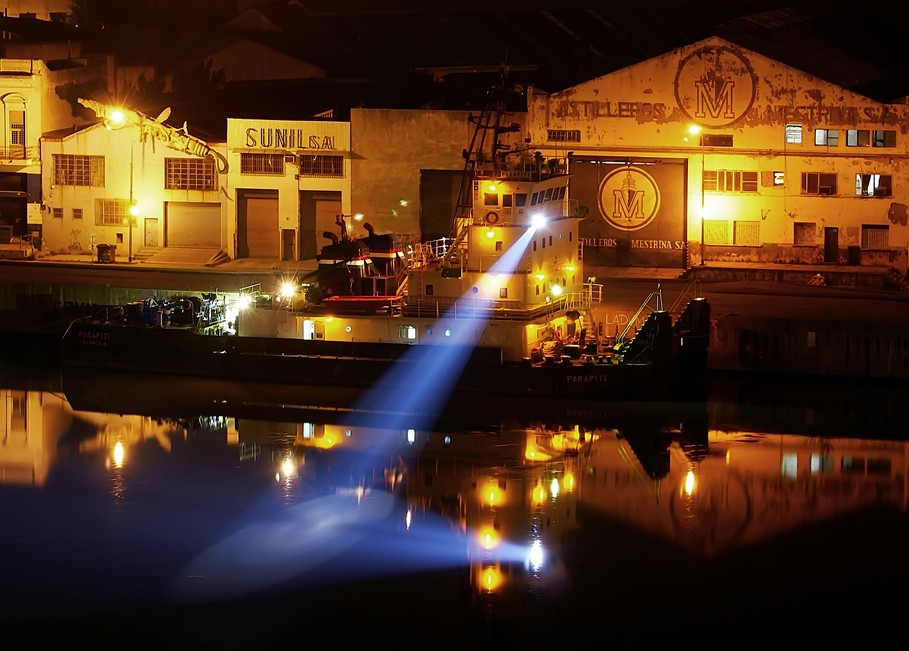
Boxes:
[667,279,703,315]
[402,293,583,320]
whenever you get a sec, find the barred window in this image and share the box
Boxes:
[299,155,343,177]
[165,157,217,190]
[861,225,889,249]
[52,207,63,219]
[240,153,285,175]
[703,170,758,192]
[94,198,129,226]
[546,129,581,142]
[733,220,760,246]
[73,208,83,220]
[704,219,728,245]
[54,154,104,186]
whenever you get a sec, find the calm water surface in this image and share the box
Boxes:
[0,366,906,647]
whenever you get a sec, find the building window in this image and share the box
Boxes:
[299,155,343,177]
[72,208,83,220]
[733,221,760,246]
[398,325,417,340]
[704,219,728,245]
[793,222,816,245]
[846,130,870,147]
[546,129,581,142]
[855,173,891,197]
[761,171,785,187]
[9,109,24,157]
[861,225,889,249]
[785,124,802,144]
[814,129,838,146]
[94,198,129,226]
[54,154,104,186]
[240,153,285,175]
[700,134,733,147]
[52,207,63,219]
[872,130,896,147]
[165,157,217,190]
[801,172,837,196]
[703,170,758,192]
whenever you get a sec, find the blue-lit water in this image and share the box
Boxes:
[0,366,906,647]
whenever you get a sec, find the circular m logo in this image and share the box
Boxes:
[674,45,757,128]
[597,166,660,231]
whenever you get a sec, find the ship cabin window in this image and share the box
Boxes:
[499,288,507,299]
[544,188,554,201]
[530,192,539,206]
[398,325,417,340]
[495,241,503,251]
[425,284,434,295]
[484,192,499,207]
[533,241,537,251]
[502,194,513,207]
[515,193,528,207]
[541,237,545,249]
[549,236,553,246]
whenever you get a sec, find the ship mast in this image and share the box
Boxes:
[441,65,520,268]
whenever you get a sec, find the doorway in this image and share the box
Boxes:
[823,227,839,263]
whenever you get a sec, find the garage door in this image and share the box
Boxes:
[238,190,279,258]
[165,202,220,247]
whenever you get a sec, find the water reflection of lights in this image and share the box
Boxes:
[526,539,545,572]
[684,469,697,496]
[112,440,125,468]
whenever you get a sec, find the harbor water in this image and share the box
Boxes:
[0,363,906,647]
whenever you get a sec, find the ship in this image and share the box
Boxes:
[60,74,711,404]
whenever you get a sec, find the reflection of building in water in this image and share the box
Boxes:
[0,388,203,485]
[0,389,72,485]
[410,424,589,602]
[583,429,909,555]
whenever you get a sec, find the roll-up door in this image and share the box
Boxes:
[238,190,278,258]
[165,202,220,247]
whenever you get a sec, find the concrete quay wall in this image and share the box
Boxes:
[711,314,909,381]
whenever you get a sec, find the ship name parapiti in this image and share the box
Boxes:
[77,98,229,173]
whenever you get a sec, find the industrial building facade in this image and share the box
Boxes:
[30,36,909,275]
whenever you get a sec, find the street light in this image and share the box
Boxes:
[128,203,138,263]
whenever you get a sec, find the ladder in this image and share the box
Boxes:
[441,66,518,267]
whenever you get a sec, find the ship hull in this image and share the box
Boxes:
[60,316,708,402]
